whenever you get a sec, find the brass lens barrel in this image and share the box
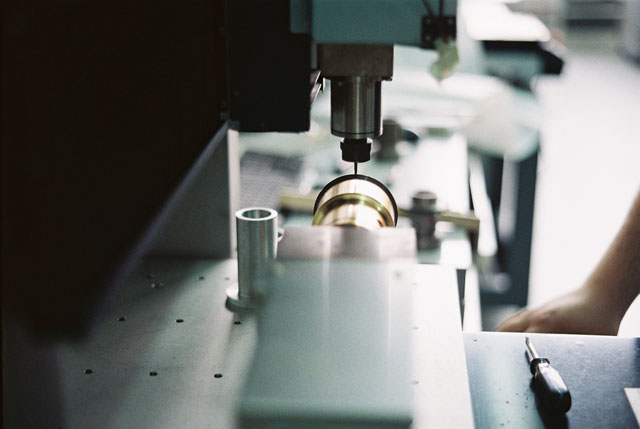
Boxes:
[312,175,398,230]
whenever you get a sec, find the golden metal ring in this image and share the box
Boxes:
[312,175,397,230]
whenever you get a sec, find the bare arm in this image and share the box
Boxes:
[498,190,640,335]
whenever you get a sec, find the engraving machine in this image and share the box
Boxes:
[2,1,471,427]
[226,1,473,428]
[228,0,459,170]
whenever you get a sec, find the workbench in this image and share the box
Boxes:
[464,332,640,428]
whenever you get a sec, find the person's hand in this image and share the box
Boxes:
[496,286,622,335]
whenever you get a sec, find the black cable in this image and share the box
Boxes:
[419,0,449,43]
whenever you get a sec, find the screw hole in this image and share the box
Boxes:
[214,373,223,378]
[149,371,158,376]
[234,321,242,325]
[176,319,184,323]
[84,369,93,374]
[199,276,205,280]
[118,316,126,322]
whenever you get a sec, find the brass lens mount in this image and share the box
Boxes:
[312,174,398,230]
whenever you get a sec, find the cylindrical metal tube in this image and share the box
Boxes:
[330,77,382,139]
[227,207,278,310]
[409,191,439,250]
[376,118,402,161]
[312,175,397,230]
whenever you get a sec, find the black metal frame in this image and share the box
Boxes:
[477,144,539,307]
[227,0,313,132]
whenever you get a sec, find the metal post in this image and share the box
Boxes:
[226,207,278,310]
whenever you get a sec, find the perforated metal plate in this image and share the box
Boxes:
[5,258,473,428]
